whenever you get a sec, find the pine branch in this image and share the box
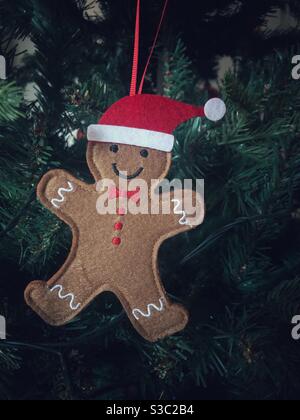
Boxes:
[0,82,23,122]
[0,188,35,239]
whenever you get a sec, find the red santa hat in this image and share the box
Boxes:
[87,94,226,153]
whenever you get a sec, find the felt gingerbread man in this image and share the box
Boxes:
[25,94,226,342]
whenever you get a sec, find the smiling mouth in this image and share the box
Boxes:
[112,164,144,180]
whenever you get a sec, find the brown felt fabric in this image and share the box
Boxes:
[25,143,205,342]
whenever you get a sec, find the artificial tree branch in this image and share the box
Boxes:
[0,188,36,239]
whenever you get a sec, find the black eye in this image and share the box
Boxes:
[110,144,119,153]
[140,149,149,158]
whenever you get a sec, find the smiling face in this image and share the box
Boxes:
[87,142,172,184]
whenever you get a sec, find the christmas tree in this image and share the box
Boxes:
[1,0,300,400]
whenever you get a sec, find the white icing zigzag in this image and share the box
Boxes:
[172,199,188,225]
[51,181,74,208]
[132,298,165,320]
[50,284,81,311]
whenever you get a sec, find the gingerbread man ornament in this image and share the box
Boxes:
[25,94,226,341]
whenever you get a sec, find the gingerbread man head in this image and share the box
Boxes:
[87,94,226,184]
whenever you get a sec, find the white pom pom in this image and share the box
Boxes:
[204,98,226,122]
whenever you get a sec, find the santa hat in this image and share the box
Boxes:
[87,94,226,153]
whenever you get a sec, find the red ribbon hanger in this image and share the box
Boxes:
[130,0,169,97]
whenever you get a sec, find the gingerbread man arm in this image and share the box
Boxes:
[158,189,205,235]
[37,169,96,225]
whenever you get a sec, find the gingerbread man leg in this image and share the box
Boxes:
[113,269,188,342]
[25,257,94,326]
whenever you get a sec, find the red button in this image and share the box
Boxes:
[117,208,126,216]
[114,222,123,231]
[112,237,121,246]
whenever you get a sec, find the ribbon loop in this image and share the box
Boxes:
[130,0,141,96]
[130,0,169,96]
